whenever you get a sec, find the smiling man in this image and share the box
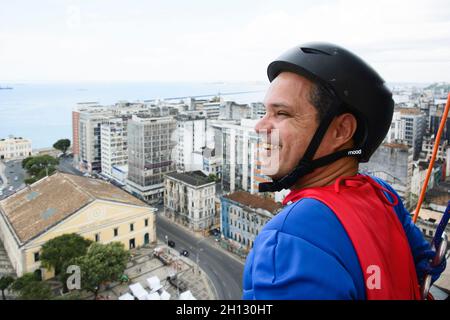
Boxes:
[242,42,446,300]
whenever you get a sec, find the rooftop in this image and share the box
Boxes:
[223,191,282,214]
[165,171,214,187]
[425,179,450,206]
[0,136,30,143]
[396,107,423,115]
[417,208,445,223]
[0,172,147,244]
[382,142,411,150]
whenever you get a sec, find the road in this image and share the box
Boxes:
[0,160,26,200]
[155,212,244,300]
[57,155,83,176]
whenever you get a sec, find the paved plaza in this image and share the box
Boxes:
[91,243,217,300]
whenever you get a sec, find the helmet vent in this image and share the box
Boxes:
[300,47,331,55]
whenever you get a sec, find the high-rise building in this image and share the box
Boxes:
[201,147,222,179]
[126,114,177,203]
[219,101,251,120]
[202,102,221,119]
[175,112,206,172]
[250,102,266,119]
[210,119,269,194]
[73,103,114,173]
[387,108,425,160]
[429,102,450,145]
[100,117,129,178]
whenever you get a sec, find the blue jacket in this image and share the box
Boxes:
[243,177,437,300]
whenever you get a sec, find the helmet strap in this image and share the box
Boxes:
[258,100,363,193]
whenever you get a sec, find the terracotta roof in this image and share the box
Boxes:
[0,172,147,244]
[223,191,282,214]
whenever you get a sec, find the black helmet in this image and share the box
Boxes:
[259,42,394,193]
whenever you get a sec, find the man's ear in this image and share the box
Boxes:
[333,113,358,148]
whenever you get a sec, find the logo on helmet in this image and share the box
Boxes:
[348,149,362,156]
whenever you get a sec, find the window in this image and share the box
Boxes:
[145,219,149,227]
[130,223,134,232]
[34,252,40,262]
[95,233,100,242]
[114,228,119,237]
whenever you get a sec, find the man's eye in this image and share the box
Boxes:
[277,112,288,116]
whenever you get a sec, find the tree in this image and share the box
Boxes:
[207,173,220,183]
[74,242,130,299]
[0,276,14,300]
[22,155,59,184]
[53,139,71,155]
[11,273,52,300]
[41,234,92,283]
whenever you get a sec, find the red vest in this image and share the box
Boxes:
[282,174,421,300]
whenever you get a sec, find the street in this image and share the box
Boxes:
[57,154,83,176]
[0,160,26,200]
[155,212,244,300]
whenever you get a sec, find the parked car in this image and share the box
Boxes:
[210,228,220,236]
[168,240,175,248]
[180,249,189,257]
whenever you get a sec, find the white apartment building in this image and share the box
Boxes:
[101,117,129,178]
[73,104,114,173]
[210,119,269,194]
[126,114,177,203]
[250,102,266,119]
[387,108,426,160]
[175,112,206,172]
[164,171,216,232]
[202,102,221,119]
[201,147,222,179]
[219,101,251,120]
[0,136,32,160]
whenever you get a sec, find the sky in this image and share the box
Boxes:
[1,0,450,83]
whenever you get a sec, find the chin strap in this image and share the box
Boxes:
[258,101,363,193]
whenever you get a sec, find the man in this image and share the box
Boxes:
[243,42,446,300]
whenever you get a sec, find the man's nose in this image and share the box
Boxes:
[255,115,273,135]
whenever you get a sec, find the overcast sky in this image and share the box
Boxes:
[1,0,450,83]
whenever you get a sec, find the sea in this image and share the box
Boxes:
[0,81,268,149]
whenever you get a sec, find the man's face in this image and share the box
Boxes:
[255,72,319,180]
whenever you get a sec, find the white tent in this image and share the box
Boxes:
[159,290,171,300]
[118,293,135,300]
[146,292,161,300]
[129,283,149,300]
[146,276,163,293]
[179,290,196,300]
